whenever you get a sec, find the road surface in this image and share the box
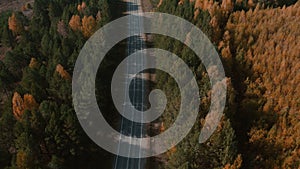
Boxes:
[114,0,149,168]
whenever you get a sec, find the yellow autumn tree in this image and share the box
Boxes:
[223,154,242,169]
[56,64,71,80]
[81,15,96,38]
[23,94,39,111]
[166,144,177,157]
[248,0,254,8]
[77,4,81,12]
[69,15,81,31]
[16,150,33,169]
[12,92,24,120]
[224,2,300,168]
[8,13,23,35]
[77,2,87,12]
[221,0,234,13]
[12,92,39,120]
[29,58,39,69]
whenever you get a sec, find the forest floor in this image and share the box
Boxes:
[0,0,33,13]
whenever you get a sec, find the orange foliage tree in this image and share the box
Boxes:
[223,154,242,169]
[16,150,33,169]
[56,64,71,80]
[69,15,81,31]
[23,94,39,112]
[223,2,300,168]
[77,2,87,12]
[12,92,24,120]
[69,14,96,38]
[12,92,39,120]
[29,58,39,69]
[81,15,96,38]
[8,13,23,35]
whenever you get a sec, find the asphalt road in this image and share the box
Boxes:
[114,0,148,168]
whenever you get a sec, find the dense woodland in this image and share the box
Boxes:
[153,0,299,168]
[0,0,113,168]
[0,0,299,169]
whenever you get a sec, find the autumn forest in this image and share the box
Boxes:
[0,0,299,169]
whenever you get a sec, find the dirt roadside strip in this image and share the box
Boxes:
[140,0,157,83]
[140,0,168,168]
[141,0,154,12]
[0,0,34,13]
